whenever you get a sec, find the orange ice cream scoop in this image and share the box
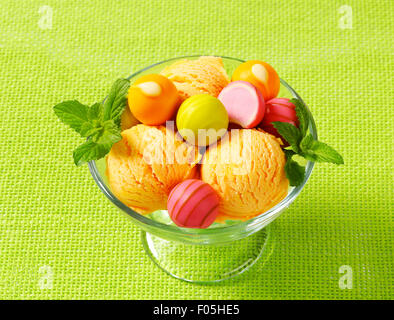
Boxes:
[106,124,201,214]
[160,56,230,101]
[232,60,280,101]
[128,74,180,125]
[201,129,289,221]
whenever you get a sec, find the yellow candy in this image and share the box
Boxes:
[176,94,228,146]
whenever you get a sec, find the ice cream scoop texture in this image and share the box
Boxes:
[201,129,289,221]
[106,124,201,213]
[160,56,230,101]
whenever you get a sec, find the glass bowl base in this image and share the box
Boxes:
[141,225,274,283]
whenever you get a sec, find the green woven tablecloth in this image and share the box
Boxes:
[0,0,392,299]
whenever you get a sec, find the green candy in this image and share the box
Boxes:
[176,94,229,146]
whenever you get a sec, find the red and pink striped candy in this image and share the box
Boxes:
[167,179,220,229]
[260,98,298,140]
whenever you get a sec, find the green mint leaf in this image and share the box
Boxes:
[300,134,344,164]
[283,149,296,159]
[283,151,305,187]
[79,103,105,137]
[73,120,122,166]
[80,103,104,137]
[299,133,314,151]
[73,140,112,166]
[88,102,103,121]
[272,121,302,152]
[79,121,102,137]
[301,138,344,164]
[92,120,122,145]
[291,98,310,137]
[102,78,130,125]
[273,100,343,186]
[53,100,89,133]
[55,79,130,166]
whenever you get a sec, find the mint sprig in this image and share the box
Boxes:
[272,98,344,186]
[54,78,130,166]
[103,78,130,125]
[271,122,302,153]
[283,150,305,187]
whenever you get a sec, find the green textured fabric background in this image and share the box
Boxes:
[0,0,392,299]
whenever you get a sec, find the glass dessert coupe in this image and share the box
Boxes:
[88,56,317,283]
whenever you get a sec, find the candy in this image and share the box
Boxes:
[232,60,280,101]
[128,74,180,125]
[218,81,265,129]
[167,179,220,228]
[260,98,298,140]
[176,94,229,146]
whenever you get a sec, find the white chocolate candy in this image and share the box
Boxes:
[136,81,162,97]
[251,64,268,83]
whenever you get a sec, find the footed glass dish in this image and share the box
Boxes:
[88,56,317,283]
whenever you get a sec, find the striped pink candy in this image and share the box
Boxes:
[167,179,220,229]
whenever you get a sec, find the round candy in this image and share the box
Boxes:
[218,81,265,129]
[167,179,220,229]
[232,60,280,101]
[260,98,298,140]
[128,74,180,125]
[176,94,229,146]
